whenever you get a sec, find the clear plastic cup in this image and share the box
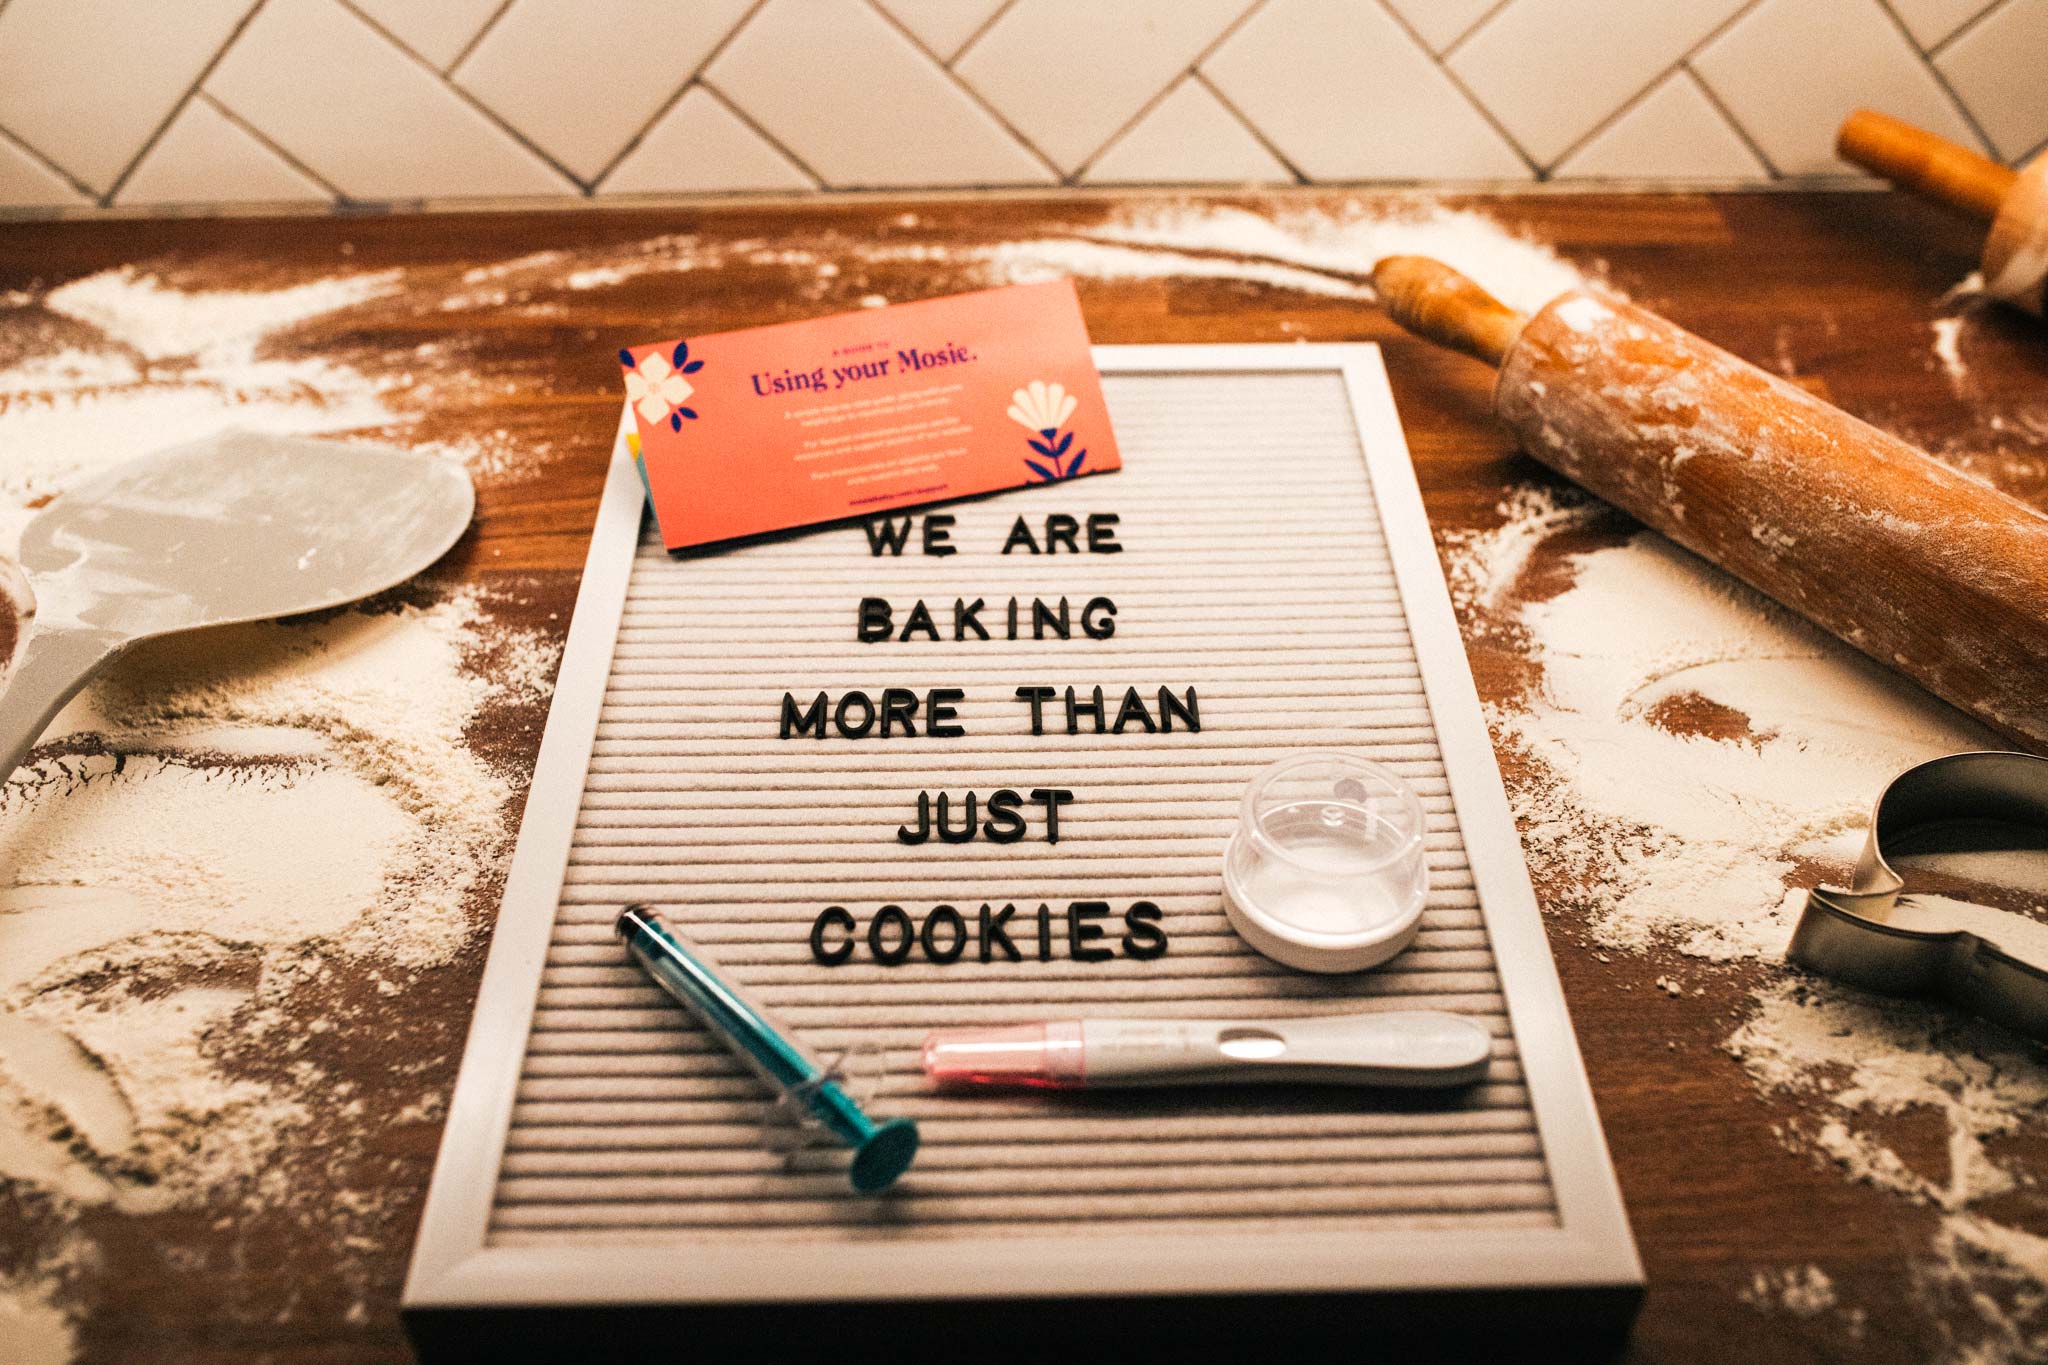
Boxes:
[1222,751,1429,973]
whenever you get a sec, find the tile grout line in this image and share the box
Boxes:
[1066,0,1273,183]
[0,0,2012,207]
[1370,0,1540,179]
[1539,0,1765,178]
[1192,69,1308,185]
[1924,0,2010,59]
[1685,60,1780,177]
[1536,0,1765,182]
[696,80,827,190]
[336,0,591,193]
[945,0,1020,69]
[585,0,774,191]
[196,90,348,202]
[859,0,1064,186]
[1067,73,1211,185]
[1539,65,1687,178]
[1872,0,2000,159]
[445,0,518,73]
[0,121,97,204]
[1437,0,1517,61]
[101,0,270,206]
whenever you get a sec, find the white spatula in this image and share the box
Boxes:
[0,429,474,776]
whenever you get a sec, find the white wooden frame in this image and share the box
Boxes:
[404,345,1640,1311]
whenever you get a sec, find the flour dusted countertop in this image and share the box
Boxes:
[1,191,2045,1365]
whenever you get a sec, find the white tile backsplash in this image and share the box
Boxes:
[0,0,255,193]
[115,97,330,207]
[0,132,89,209]
[955,0,1254,173]
[1449,0,1746,167]
[1203,0,1528,179]
[1553,70,1765,179]
[1692,0,1984,174]
[455,0,756,183]
[1080,76,1292,184]
[876,0,1011,61]
[1385,0,1507,53]
[0,0,2037,212]
[1887,0,1999,49]
[600,86,817,194]
[705,0,1053,187]
[205,0,572,199]
[349,0,508,69]
[1936,0,2048,161]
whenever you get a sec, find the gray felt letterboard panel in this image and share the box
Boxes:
[491,368,1550,1244]
[408,348,1636,1308]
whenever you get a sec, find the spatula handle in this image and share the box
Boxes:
[0,626,126,778]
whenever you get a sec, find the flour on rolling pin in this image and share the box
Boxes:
[1375,255,2048,753]
[1838,109,2048,317]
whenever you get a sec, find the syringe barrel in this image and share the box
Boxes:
[616,905,822,1092]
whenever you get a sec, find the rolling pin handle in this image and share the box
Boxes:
[1371,256,1529,368]
[1836,108,2015,223]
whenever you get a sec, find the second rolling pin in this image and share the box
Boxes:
[1836,108,2046,317]
[1373,255,2048,753]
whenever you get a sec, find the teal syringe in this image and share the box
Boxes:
[615,905,919,1194]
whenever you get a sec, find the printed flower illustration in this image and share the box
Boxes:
[620,340,704,432]
[1008,379,1086,482]
[1008,380,1077,437]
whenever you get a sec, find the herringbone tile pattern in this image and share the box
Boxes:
[0,0,2038,212]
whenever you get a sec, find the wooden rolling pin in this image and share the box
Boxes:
[1838,108,2047,316]
[1373,254,2048,753]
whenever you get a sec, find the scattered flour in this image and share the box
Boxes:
[0,1272,75,1365]
[482,200,1583,317]
[41,268,400,366]
[0,590,521,1211]
[0,268,408,553]
[812,200,1585,312]
[1743,1263,1839,1316]
[1444,484,1600,618]
[1451,481,2048,1361]
[1933,315,1969,393]
[1476,515,1988,960]
[564,265,634,290]
[1741,1263,1867,1338]
[1067,201,1583,311]
[0,262,555,1356]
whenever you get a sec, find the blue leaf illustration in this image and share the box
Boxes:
[1028,438,1056,457]
[1054,431,1073,456]
[617,349,634,367]
[1066,449,1087,476]
[670,412,682,432]
[679,407,697,419]
[1025,460,1053,481]
[673,340,690,367]
[682,359,703,373]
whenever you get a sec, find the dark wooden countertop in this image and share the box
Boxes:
[4,189,2046,1364]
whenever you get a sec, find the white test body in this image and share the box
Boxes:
[1075,1012,1492,1088]
[924,1011,1497,1090]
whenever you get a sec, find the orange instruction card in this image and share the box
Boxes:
[618,279,1119,550]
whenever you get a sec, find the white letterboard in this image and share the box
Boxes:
[406,346,1638,1312]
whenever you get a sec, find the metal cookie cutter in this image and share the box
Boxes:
[1789,751,2048,1040]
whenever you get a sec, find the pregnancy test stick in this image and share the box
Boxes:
[921,1011,1492,1090]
